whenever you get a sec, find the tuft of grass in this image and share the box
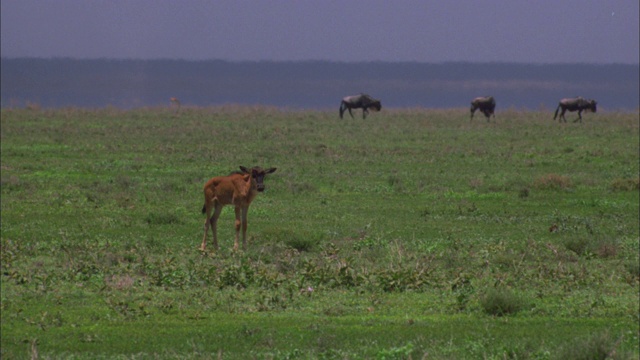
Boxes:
[610,177,639,191]
[563,237,592,256]
[563,237,620,259]
[285,236,315,252]
[553,331,628,360]
[387,174,405,193]
[145,212,182,225]
[480,288,528,316]
[0,175,23,192]
[533,174,573,190]
[624,260,639,280]
[595,239,619,259]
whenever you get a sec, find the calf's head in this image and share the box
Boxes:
[239,166,277,192]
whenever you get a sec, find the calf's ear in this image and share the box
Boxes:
[266,168,277,174]
[239,166,249,173]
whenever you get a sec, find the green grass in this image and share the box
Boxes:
[1,106,639,359]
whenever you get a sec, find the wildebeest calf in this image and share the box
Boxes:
[201,166,276,252]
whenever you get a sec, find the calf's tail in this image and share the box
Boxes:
[553,105,560,120]
[202,204,206,214]
[339,102,345,119]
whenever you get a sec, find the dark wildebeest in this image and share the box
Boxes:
[339,94,382,119]
[553,97,597,123]
[470,96,496,121]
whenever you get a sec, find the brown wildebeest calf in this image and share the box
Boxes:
[169,97,181,108]
[200,166,277,252]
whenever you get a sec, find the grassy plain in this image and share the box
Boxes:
[1,106,639,359]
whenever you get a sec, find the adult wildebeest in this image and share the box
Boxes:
[339,94,382,119]
[553,97,597,123]
[470,96,496,121]
[201,166,277,252]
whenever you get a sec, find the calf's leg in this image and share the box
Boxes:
[232,206,240,251]
[241,206,249,250]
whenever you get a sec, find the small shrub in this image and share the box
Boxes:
[595,240,618,259]
[563,237,619,258]
[387,174,405,192]
[553,331,626,360]
[451,274,474,311]
[105,274,135,291]
[0,175,22,192]
[563,237,592,256]
[624,260,639,278]
[285,236,314,252]
[469,177,484,190]
[263,228,319,252]
[145,212,182,225]
[480,288,527,316]
[533,174,572,190]
[610,177,639,191]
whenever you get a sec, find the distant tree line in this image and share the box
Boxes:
[1,58,637,110]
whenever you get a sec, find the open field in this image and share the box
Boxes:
[1,106,638,359]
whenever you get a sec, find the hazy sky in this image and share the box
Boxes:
[1,0,638,64]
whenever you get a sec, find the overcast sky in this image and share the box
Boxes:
[1,0,638,64]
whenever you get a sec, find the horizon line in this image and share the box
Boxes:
[1,56,638,66]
